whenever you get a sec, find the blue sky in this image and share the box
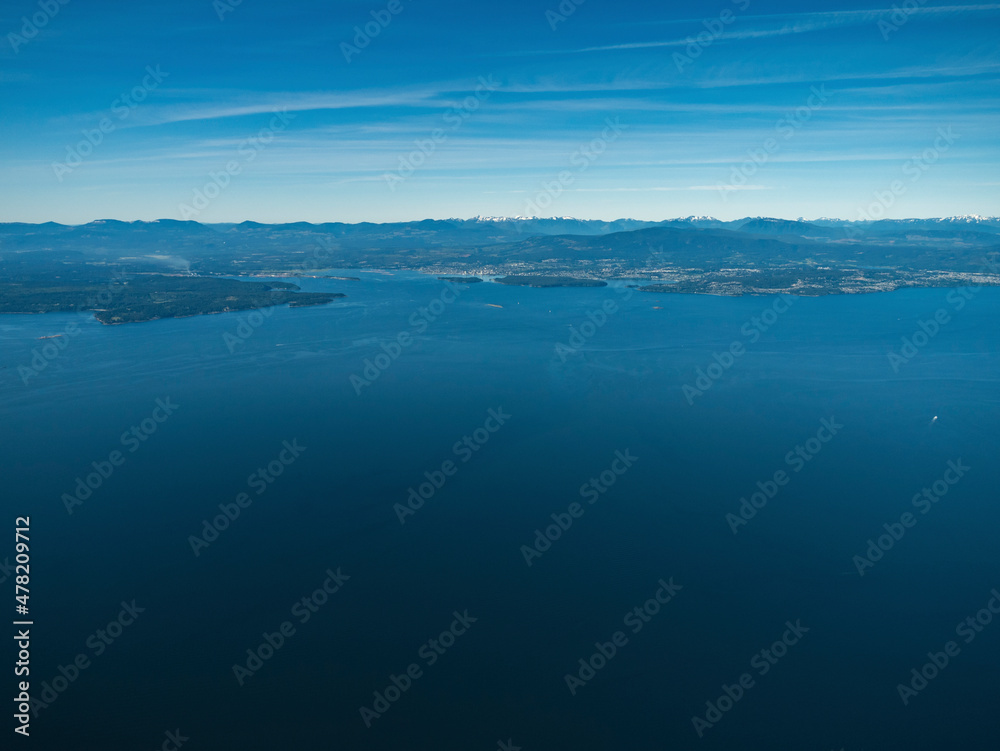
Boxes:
[1,0,998,223]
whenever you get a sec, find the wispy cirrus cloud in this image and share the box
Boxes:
[570,185,773,192]
[574,4,1000,52]
[128,89,448,128]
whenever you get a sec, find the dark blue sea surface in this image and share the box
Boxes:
[2,273,998,750]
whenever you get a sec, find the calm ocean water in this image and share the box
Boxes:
[1,273,998,750]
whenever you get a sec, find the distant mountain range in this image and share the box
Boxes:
[3,215,1000,240]
[3,215,999,320]
[2,216,999,259]
[461,215,1000,235]
[2,215,998,294]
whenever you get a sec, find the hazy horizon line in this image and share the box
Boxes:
[3,214,999,227]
